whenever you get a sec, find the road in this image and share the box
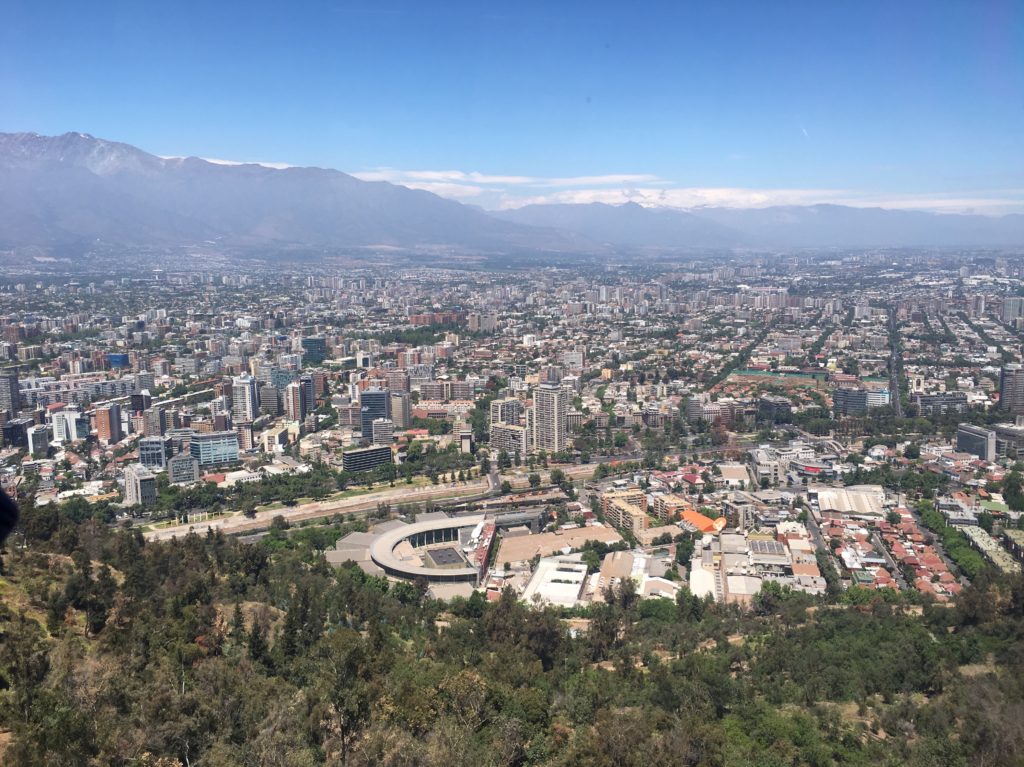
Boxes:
[871,531,909,590]
[888,306,904,418]
[144,476,492,541]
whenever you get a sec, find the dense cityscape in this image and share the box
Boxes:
[5,250,1024,606]
[4,247,1024,762]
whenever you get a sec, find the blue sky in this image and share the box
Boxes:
[2,1,1022,212]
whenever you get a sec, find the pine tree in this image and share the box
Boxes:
[231,602,246,640]
[247,619,268,665]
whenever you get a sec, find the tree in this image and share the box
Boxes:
[978,511,994,534]
[528,473,541,489]
[247,619,269,666]
[231,602,246,639]
[500,480,512,494]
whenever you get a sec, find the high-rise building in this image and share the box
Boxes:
[139,436,168,469]
[311,371,329,399]
[235,422,255,451]
[341,445,393,473]
[167,452,200,485]
[372,418,394,445]
[259,385,282,416]
[533,382,568,453]
[390,392,411,429]
[490,397,523,427]
[490,423,528,458]
[0,372,19,414]
[1001,364,1024,415]
[1004,297,1024,323]
[285,381,307,422]
[360,388,391,440]
[130,391,153,413]
[189,431,240,467]
[385,370,410,393]
[124,463,157,506]
[301,336,328,365]
[27,424,48,456]
[300,374,316,412]
[957,424,997,462]
[51,407,87,443]
[232,374,259,423]
[1,418,32,449]
[833,388,864,417]
[142,407,167,437]
[96,403,123,444]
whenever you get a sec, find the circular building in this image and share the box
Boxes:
[369,514,487,583]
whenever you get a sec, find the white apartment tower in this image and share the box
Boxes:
[231,374,259,423]
[532,382,568,453]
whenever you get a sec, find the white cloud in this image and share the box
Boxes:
[352,168,667,188]
[544,173,665,187]
[397,181,489,199]
[497,186,846,210]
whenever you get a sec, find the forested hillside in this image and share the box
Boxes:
[2,508,1024,766]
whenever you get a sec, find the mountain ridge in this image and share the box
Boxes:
[1,132,1021,255]
[0,132,592,255]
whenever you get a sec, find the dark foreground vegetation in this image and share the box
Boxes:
[2,506,1024,766]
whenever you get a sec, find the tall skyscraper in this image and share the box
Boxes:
[96,403,123,444]
[390,392,411,429]
[0,372,19,414]
[1001,364,1024,415]
[1003,297,1024,323]
[142,407,167,437]
[285,380,307,422]
[300,374,316,412]
[360,388,391,439]
[532,382,568,453]
[231,374,259,423]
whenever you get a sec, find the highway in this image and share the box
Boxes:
[144,475,493,541]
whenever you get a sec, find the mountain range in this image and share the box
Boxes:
[0,132,1020,256]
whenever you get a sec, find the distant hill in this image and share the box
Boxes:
[494,202,745,249]
[497,200,1024,249]
[0,132,590,255]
